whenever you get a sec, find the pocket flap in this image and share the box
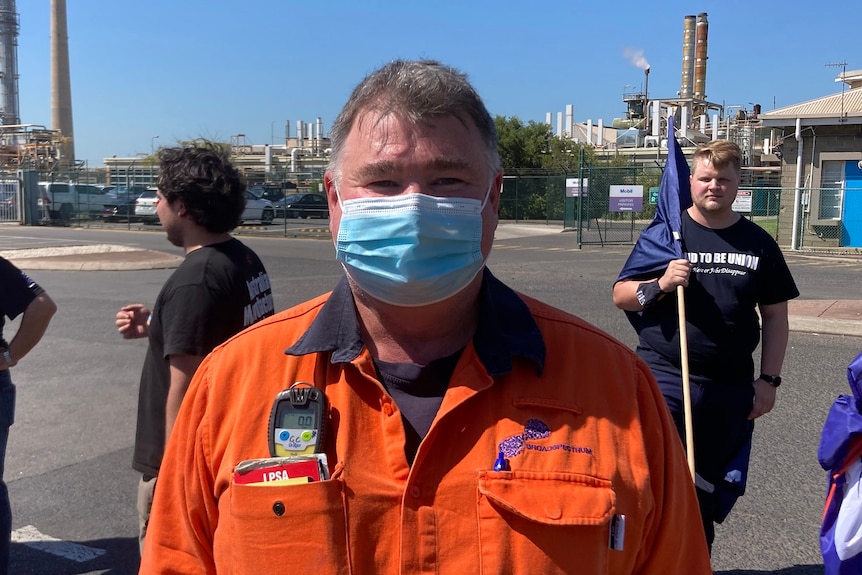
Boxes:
[478,471,615,526]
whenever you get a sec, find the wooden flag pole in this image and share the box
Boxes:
[677,284,695,480]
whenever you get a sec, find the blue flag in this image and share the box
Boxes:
[616,115,692,282]
[819,351,862,575]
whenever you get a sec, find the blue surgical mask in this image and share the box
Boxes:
[335,185,491,307]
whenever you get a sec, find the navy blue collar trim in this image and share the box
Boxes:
[284,268,545,376]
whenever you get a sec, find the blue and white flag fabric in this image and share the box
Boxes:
[616,115,692,282]
[819,350,862,575]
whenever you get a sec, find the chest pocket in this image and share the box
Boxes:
[228,476,351,575]
[477,470,615,574]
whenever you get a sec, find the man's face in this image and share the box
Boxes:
[156,190,183,247]
[689,157,740,217]
[324,112,502,260]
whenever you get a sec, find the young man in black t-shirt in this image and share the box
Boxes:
[115,143,274,553]
[0,258,56,573]
[614,140,799,551]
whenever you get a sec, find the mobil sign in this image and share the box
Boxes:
[609,185,644,212]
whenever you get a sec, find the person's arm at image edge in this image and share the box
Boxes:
[4,294,57,367]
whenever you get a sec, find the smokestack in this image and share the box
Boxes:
[680,15,695,100]
[693,13,709,101]
[51,0,75,164]
[644,66,650,103]
[565,104,573,138]
[0,0,20,126]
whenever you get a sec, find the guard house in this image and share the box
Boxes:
[761,69,862,250]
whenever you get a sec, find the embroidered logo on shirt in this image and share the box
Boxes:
[498,418,593,459]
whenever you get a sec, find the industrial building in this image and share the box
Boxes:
[549,13,780,186]
[104,122,332,191]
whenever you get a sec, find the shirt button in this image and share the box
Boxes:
[272,501,285,516]
[409,486,421,498]
[544,502,562,520]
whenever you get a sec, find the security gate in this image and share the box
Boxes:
[0,179,20,223]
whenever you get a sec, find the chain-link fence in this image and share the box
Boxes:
[499,170,862,251]
[792,186,862,250]
[7,164,861,252]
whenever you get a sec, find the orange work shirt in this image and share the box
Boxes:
[141,282,711,574]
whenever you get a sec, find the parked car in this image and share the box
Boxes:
[275,193,329,219]
[241,191,275,225]
[103,185,149,206]
[134,189,159,223]
[98,198,140,222]
[37,182,113,220]
[248,184,288,204]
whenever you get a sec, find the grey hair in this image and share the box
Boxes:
[327,59,500,181]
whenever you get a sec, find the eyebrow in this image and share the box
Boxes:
[354,157,472,181]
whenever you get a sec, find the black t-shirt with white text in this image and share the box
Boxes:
[133,238,274,476]
[630,211,799,383]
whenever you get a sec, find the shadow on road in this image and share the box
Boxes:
[10,536,138,575]
[717,565,823,575]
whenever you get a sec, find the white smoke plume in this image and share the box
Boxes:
[623,48,650,71]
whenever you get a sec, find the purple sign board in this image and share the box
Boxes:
[609,185,644,212]
[565,178,588,197]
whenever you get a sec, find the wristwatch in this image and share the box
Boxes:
[1,346,14,368]
[758,373,782,387]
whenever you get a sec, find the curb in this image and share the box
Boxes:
[788,316,862,338]
[5,250,182,271]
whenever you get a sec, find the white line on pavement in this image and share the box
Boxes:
[11,525,106,563]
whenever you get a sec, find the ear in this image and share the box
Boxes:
[324,171,342,243]
[324,172,339,209]
[489,170,503,213]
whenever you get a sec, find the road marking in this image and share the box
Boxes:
[11,525,106,563]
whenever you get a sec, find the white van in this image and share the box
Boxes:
[37,182,113,221]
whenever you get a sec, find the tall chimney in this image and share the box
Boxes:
[680,15,696,100]
[644,66,650,103]
[693,13,709,101]
[51,0,74,165]
[0,0,20,126]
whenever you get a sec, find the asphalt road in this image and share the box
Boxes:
[1,224,860,574]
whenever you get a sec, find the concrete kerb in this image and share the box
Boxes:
[0,245,182,271]
[789,316,862,338]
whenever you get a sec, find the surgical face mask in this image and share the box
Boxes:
[335,184,492,307]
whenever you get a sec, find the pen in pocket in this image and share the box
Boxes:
[493,450,510,472]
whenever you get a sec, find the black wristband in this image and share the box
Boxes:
[636,280,664,308]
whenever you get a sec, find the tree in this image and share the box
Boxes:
[495,115,597,173]
[495,116,553,170]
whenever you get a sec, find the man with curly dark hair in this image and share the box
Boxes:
[114,141,274,553]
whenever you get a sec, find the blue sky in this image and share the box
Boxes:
[16,0,862,166]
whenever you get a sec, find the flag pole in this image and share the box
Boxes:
[677,284,695,479]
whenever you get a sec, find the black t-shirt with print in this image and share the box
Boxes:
[631,211,799,382]
[133,238,274,476]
